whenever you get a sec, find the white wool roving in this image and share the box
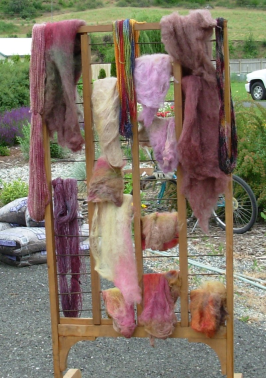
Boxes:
[90,194,141,305]
[92,78,123,167]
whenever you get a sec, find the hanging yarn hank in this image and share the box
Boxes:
[113,19,140,138]
[52,177,84,318]
[216,17,237,174]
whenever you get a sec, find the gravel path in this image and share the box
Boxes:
[0,262,265,378]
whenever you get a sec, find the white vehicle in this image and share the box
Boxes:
[245,69,266,100]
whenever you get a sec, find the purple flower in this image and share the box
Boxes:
[0,107,31,146]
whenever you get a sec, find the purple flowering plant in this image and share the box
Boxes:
[0,107,31,146]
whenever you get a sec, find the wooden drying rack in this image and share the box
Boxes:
[43,21,243,378]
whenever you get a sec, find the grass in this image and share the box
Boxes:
[3,5,266,41]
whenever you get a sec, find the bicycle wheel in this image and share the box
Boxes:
[213,175,258,234]
[140,174,177,213]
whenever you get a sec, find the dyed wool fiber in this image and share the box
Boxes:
[44,19,86,152]
[141,212,179,251]
[138,116,178,173]
[87,156,124,207]
[177,75,228,233]
[52,177,83,317]
[90,194,141,306]
[92,78,123,168]
[134,54,173,128]
[139,272,179,346]
[28,24,50,221]
[102,287,136,338]
[160,10,217,83]
[190,281,228,338]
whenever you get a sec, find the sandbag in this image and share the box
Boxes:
[0,197,28,226]
[0,227,46,256]
[25,208,45,227]
[0,250,47,267]
[0,222,12,231]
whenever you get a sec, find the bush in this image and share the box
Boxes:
[98,68,107,79]
[0,107,31,146]
[0,145,10,156]
[0,179,29,205]
[17,121,68,161]
[234,100,266,215]
[0,60,30,112]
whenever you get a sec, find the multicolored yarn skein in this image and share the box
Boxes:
[113,19,141,138]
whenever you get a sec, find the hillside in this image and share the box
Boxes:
[1,2,266,58]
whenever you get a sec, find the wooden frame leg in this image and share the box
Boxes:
[63,369,82,378]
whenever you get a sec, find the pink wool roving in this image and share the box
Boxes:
[87,156,124,207]
[102,287,136,338]
[139,272,180,346]
[92,78,123,168]
[141,212,179,251]
[134,54,173,127]
[90,194,141,306]
[177,75,228,233]
[161,10,217,83]
[44,19,86,152]
[138,115,178,173]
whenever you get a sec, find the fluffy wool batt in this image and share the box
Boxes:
[141,212,179,251]
[102,287,136,338]
[43,19,86,152]
[138,116,178,173]
[87,156,124,207]
[90,194,141,305]
[139,272,180,346]
[134,54,173,127]
[92,78,123,167]
[177,75,228,234]
[190,281,228,338]
[160,10,217,83]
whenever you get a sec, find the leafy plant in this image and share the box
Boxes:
[98,68,107,79]
[0,107,30,146]
[0,179,29,205]
[0,145,10,156]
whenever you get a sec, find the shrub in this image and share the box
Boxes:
[98,68,107,79]
[0,107,31,146]
[0,179,29,205]
[17,121,68,161]
[234,100,266,214]
[243,32,258,58]
[0,145,10,156]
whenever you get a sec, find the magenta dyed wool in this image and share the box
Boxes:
[29,20,85,221]
[52,177,83,317]
[178,76,228,233]
[161,10,217,83]
[134,54,173,127]
[138,115,178,173]
[102,288,136,338]
[139,273,179,346]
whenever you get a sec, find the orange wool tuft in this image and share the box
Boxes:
[190,281,228,338]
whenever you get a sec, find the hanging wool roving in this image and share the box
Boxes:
[139,271,180,346]
[190,281,228,338]
[92,78,124,168]
[138,115,178,174]
[113,19,141,138]
[102,287,136,338]
[90,194,141,306]
[134,54,173,128]
[87,156,124,207]
[141,211,179,251]
[29,20,86,221]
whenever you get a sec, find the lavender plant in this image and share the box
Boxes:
[0,107,31,146]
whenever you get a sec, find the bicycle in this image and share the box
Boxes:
[139,158,258,235]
